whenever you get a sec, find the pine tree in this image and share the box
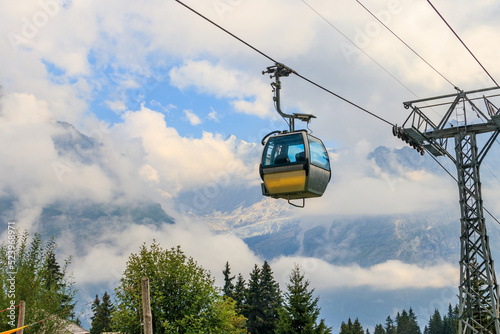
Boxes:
[316,319,332,334]
[374,323,386,334]
[396,310,410,334]
[353,318,364,334]
[428,309,443,334]
[43,248,64,290]
[385,316,396,334]
[43,241,77,320]
[245,264,262,333]
[233,273,246,313]
[223,261,235,298]
[90,295,101,334]
[339,318,363,334]
[276,264,332,334]
[408,308,422,334]
[90,292,114,334]
[259,261,282,333]
[443,304,458,334]
[340,318,354,334]
[244,262,282,333]
[100,292,114,332]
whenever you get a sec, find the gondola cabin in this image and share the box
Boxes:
[259,130,331,201]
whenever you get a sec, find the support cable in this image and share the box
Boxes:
[300,0,419,99]
[302,0,451,121]
[174,0,395,127]
[174,0,500,223]
[173,0,275,63]
[354,0,459,90]
[426,0,499,88]
[293,71,394,126]
[424,147,500,225]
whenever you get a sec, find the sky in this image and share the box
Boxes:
[1,0,500,330]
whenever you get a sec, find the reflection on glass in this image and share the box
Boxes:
[308,135,330,170]
[263,134,305,167]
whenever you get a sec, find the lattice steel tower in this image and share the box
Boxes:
[394,87,500,334]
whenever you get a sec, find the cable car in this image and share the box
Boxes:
[259,63,332,207]
[259,130,331,203]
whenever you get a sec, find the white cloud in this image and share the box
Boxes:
[271,256,458,291]
[113,105,258,199]
[208,107,219,122]
[69,218,261,286]
[0,93,117,228]
[169,59,271,118]
[139,164,160,182]
[183,109,202,125]
[294,141,456,217]
[105,100,127,113]
[67,215,459,292]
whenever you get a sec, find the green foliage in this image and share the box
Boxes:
[0,231,77,334]
[258,261,282,332]
[166,297,246,334]
[428,309,443,334]
[373,308,420,334]
[244,261,282,333]
[374,323,386,334]
[244,264,261,332]
[276,264,332,334]
[396,309,421,334]
[233,273,246,313]
[90,292,114,334]
[339,318,363,334]
[112,242,246,334]
[385,316,396,334]
[222,261,235,298]
[424,304,458,334]
[442,304,458,334]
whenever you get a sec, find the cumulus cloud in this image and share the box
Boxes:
[116,105,258,197]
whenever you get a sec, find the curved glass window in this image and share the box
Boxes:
[308,135,330,170]
[263,134,305,167]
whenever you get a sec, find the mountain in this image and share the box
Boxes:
[39,200,175,239]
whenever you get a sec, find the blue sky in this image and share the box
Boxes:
[1,0,500,330]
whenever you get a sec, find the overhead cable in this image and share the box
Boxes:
[174,0,395,127]
[354,0,459,90]
[300,0,419,99]
[426,0,499,88]
[175,0,500,225]
[424,146,500,225]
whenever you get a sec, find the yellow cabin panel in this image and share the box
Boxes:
[263,170,306,195]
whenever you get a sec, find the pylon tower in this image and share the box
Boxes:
[394,87,500,334]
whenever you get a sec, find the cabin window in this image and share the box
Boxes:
[308,135,330,170]
[263,134,305,167]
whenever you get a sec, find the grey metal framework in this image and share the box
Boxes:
[395,87,500,334]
